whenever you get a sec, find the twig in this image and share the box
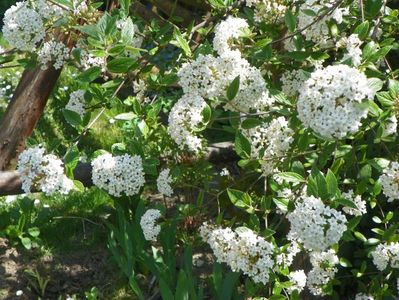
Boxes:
[46,0,72,12]
[270,0,345,45]
[53,215,104,227]
[359,0,365,22]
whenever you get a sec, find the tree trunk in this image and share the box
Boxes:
[0,66,62,171]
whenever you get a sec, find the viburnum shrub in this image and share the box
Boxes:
[2,0,399,298]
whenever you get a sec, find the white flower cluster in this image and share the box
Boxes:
[338,34,363,67]
[79,49,106,71]
[72,0,88,15]
[297,64,374,139]
[17,146,74,195]
[38,40,69,70]
[65,89,86,117]
[213,16,248,57]
[157,168,173,197]
[355,294,374,300]
[140,209,162,241]
[167,94,207,152]
[287,195,347,251]
[244,117,294,176]
[372,242,399,271]
[275,241,301,268]
[341,189,367,216]
[287,270,307,294]
[307,249,339,296]
[379,162,399,202]
[383,115,397,137]
[2,2,45,51]
[280,69,310,98]
[91,153,145,197]
[298,0,348,47]
[200,223,275,284]
[35,0,64,20]
[245,0,288,23]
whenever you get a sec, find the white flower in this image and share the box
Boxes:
[297,64,374,139]
[287,195,347,251]
[341,189,367,216]
[16,290,23,296]
[140,209,162,241]
[243,117,294,176]
[245,0,288,23]
[275,241,301,268]
[288,270,307,294]
[17,146,74,196]
[213,16,249,56]
[2,2,45,51]
[200,223,275,284]
[281,69,310,98]
[38,40,69,70]
[35,0,64,19]
[371,242,399,271]
[91,153,145,197]
[79,49,106,71]
[167,93,207,152]
[157,168,173,197]
[379,162,399,202]
[65,89,86,117]
[383,115,397,137]
[220,168,230,176]
[307,249,339,296]
[340,34,363,67]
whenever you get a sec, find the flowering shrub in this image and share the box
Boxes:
[2,0,399,298]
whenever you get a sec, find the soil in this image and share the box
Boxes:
[0,237,122,300]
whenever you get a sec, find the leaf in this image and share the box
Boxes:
[227,189,254,213]
[20,236,32,250]
[354,231,367,242]
[275,172,305,183]
[241,118,263,129]
[28,227,40,238]
[326,169,338,197]
[173,28,192,57]
[234,132,251,158]
[107,57,136,73]
[219,272,240,300]
[335,197,358,209]
[227,76,240,101]
[284,10,296,32]
[367,78,383,93]
[63,109,82,126]
[121,18,136,45]
[354,21,370,40]
[114,112,137,121]
[175,271,189,300]
[76,66,101,82]
[365,0,383,18]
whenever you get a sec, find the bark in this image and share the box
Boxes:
[0,66,62,171]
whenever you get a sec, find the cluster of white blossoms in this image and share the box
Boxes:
[383,115,397,137]
[38,40,70,70]
[167,94,207,152]
[17,146,74,196]
[337,34,363,67]
[287,270,307,294]
[2,2,45,51]
[298,0,348,47]
[379,162,399,202]
[341,189,367,216]
[280,69,310,98]
[297,64,374,139]
[79,49,106,71]
[91,153,145,197]
[140,209,162,241]
[156,168,173,197]
[307,249,339,295]
[65,89,86,117]
[213,16,249,57]
[245,0,288,23]
[35,0,63,20]
[200,223,275,284]
[287,195,347,251]
[275,241,301,268]
[355,294,374,300]
[243,117,294,175]
[371,242,399,271]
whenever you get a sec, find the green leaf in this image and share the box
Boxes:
[365,0,383,18]
[234,132,251,158]
[354,21,370,40]
[284,10,296,32]
[367,78,383,93]
[227,76,240,101]
[107,57,136,73]
[20,236,32,250]
[121,18,136,45]
[114,112,137,121]
[175,271,189,300]
[354,231,367,242]
[240,118,263,129]
[76,66,101,82]
[227,189,254,213]
[173,28,192,57]
[326,169,338,197]
[28,227,40,238]
[335,197,358,209]
[275,172,305,183]
[63,109,82,126]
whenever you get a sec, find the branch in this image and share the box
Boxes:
[0,143,237,196]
